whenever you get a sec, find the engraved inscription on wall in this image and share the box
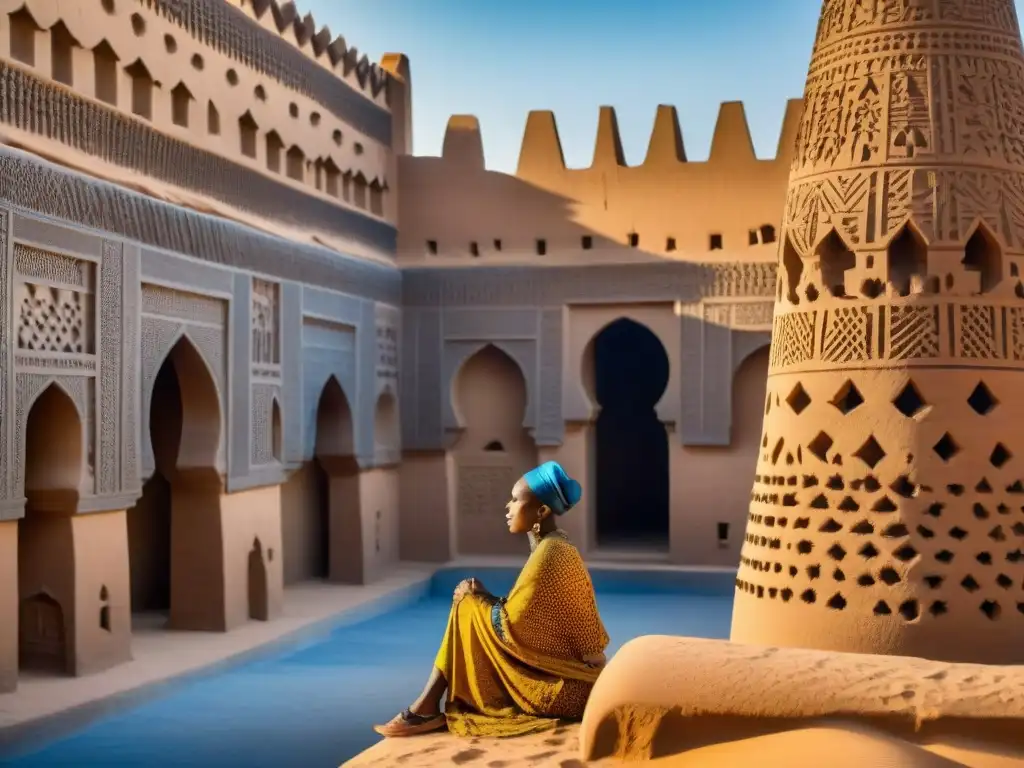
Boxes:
[14,245,95,357]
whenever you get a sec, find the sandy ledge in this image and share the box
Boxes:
[345,636,1024,768]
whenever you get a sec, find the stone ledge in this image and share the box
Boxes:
[580,635,1024,762]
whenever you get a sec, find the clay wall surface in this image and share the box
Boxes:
[0,7,404,684]
[0,0,403,256]
[397,107,790,563]
[732,0,1024,664]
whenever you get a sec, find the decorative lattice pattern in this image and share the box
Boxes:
[889,305,940,360]
[771,311,816,368]
[821,307,872,363]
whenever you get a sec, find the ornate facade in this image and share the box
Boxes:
[0,0,795,695]
[733,0,1024,664]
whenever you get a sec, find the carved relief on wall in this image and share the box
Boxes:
[767,296,1024,375]
[457,464,519,518]
[252,278,280,375]
[376,321,399,382]
[250,383,282,466]
[782,1,1024,305]
[0,211,8,501]
[140,284,227,476]
[732,301,775,328]
[13,245,95,357]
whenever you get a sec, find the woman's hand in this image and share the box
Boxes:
[452,578,486,602]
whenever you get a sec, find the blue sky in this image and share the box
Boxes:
[302,0,1024,173]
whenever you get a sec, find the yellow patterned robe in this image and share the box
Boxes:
[435,532,610,737]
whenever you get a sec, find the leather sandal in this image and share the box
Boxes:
[372,708,447,737]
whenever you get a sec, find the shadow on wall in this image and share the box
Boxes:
[397,104,801,261]
[450,344,537,557]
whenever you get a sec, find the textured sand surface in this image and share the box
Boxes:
[346,636,1024,767]
[343,722,1024,768]
[580,636,1024,761]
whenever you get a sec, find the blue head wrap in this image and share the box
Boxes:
[523,461,582,516]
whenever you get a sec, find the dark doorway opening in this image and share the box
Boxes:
[127,354,180,616]
[593,318,670,549]
[313,459,330,579]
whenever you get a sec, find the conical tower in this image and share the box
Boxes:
[731,0,1024,664]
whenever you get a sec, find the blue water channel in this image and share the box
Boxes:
[0,567,734,767]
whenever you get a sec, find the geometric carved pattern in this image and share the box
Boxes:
[143,0,392,139]
[251,278,279,367]
[771,311,816,368]
[458,464,519,518]
[376,322,398,381]
[250,382,280,465]
[889,305,940,360]
[958,305,998,359]
[97,240,123,495]
[16,284,90,353]
[0,65,399,304]
[0,211,8,499]
[740,374,1024,638]
[821,307,871,363]
[13,244,90,287]
[740,0,1024,662]
[733,301,775,327]
[1008,307,1024,360]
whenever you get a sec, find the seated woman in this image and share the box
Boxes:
[374,461,609,739]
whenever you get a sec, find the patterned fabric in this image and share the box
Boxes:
[434,532,609,738]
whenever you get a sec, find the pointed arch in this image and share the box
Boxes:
[580,316,670,414]
[962,219,1004,293]
[814,227,856,297]
[24,381,84,495]
[147,333,223,472]
[887,220,929,296]
[314,375,354,458]
[451,342,531,430]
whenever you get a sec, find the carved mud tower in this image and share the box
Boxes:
[731,0,1024,664]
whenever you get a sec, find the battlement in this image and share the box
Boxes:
[399,99,803,262]
[438,99,803,179]
[143,0,391,109]
[0,0,409,256]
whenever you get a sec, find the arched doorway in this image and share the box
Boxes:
[19,383,84,677]
[590,318,670,550]
[451,344,537,556]
[281,376,355,584]
[127,336,221,629]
